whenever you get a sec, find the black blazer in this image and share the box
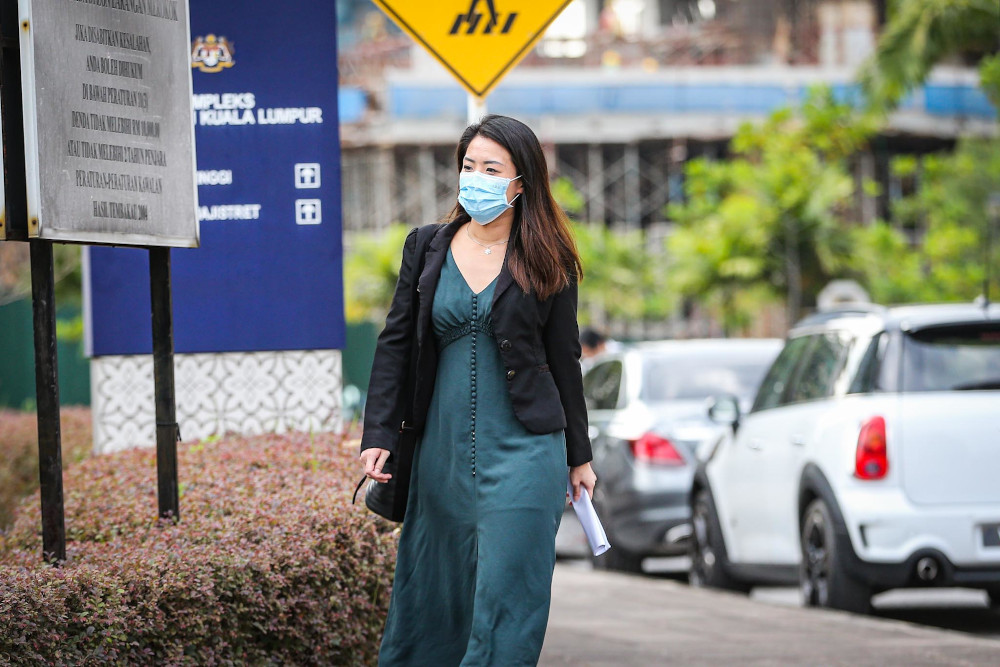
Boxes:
[360,219,592,467]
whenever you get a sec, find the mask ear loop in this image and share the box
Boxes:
[508,174,523,206]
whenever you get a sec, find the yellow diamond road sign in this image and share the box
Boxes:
[372,0,573,99]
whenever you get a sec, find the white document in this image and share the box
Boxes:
[567,477,611,556]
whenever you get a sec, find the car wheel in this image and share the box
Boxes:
[590,543,644,573]
[587,495,644,574]
[689,488,750,593]
[986,587,1000,610]
[800,498,872,614]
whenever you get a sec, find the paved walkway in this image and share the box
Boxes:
[541,564,1000,666]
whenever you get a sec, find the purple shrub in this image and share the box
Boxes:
[0,408,93,531]
[0,431,398,665]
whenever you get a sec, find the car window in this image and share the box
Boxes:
[583,360,623,410]
[901,324,1000,392]
[640,351,776,402]
[785,332,851,403]
[848,333,885,394]
[751,336,812,412]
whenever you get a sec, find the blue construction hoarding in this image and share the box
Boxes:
[87,0,345,356]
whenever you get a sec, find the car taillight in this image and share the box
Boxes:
[631,432,684,465]
[855,416,888,480]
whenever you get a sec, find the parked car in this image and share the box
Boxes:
[690,303,1000,613]
[582,339,782,573]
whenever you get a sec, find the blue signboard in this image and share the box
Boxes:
[87,0,345,356]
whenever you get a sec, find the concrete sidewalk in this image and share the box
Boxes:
[541,564,1000,666]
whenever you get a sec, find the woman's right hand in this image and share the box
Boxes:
[360,448,392,483]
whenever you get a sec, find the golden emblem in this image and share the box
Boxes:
[191,34,235,73]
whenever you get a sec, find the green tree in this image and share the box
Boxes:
[551,177,585,218]
[0,243,30,306]
[0,242,82,307]
[341,216,675,332]
[860,0,1000,113]
[851,137,1000,303]
[850,0,1000,305]
[554,175,676,329]
[981,54,1000,110]
[343,224,411,323]
[572,222,675,328]
[667,87,874,328]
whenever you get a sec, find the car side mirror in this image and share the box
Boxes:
[707,394,741,433]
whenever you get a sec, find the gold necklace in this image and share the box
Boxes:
[466,224,508,255]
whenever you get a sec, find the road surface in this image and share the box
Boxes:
[542,563,1000,666]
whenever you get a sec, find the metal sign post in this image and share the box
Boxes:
[468,93,487,124]
[150,247,179,520]
[0,0,199,561]
[2,0,65,564]
[29,239,66,563]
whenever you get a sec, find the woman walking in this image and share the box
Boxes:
[360,114,596,666]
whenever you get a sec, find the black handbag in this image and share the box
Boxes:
[353,421,417,522]
[352,226,433,522]
[352,342,418,521]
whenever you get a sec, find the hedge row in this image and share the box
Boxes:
[0,431,397,665]
[0,408,93,532]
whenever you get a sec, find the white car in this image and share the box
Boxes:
[690,303,1000,613]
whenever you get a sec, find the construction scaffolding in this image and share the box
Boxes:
[339,133,951,234]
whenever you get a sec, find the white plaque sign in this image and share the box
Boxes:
[19,0,199,247]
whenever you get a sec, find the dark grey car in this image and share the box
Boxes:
[581,339,782,573]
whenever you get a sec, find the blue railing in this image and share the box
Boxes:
[378,80,995,121]
[339,87,367,123]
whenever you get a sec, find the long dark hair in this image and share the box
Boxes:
[446,114,583,301]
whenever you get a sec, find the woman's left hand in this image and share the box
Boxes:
[569,462,597,502]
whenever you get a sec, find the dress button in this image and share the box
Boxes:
[500,339,512,351]
[507,369,516,381]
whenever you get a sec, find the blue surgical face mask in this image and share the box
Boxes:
[458,171,521,225]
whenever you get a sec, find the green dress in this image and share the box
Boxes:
[379,248,567,666]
